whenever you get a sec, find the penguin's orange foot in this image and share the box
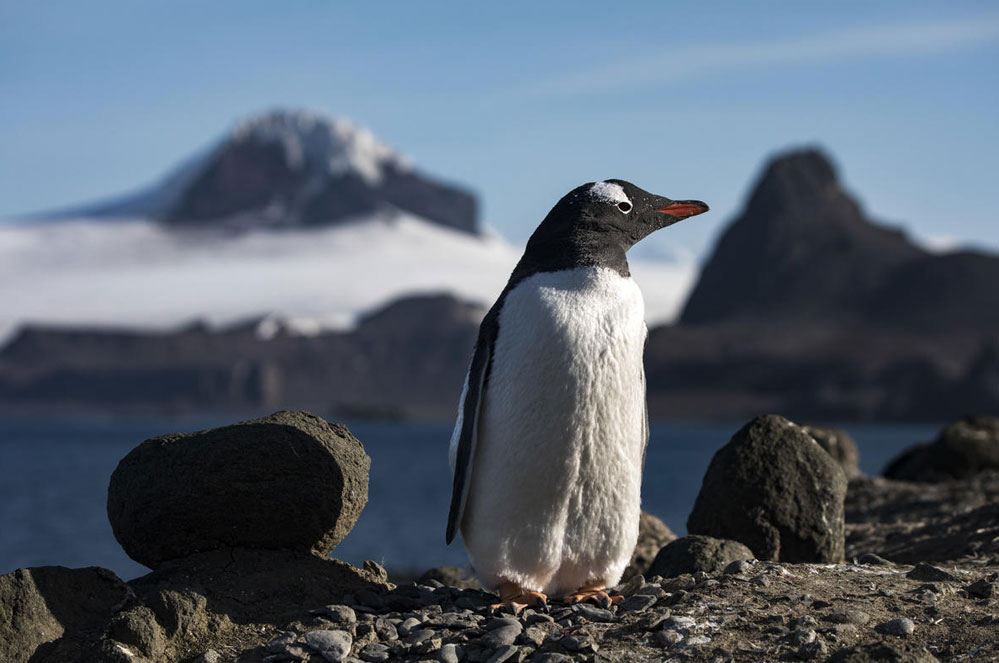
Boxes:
[489,582,547,614]
[563,585,623,608]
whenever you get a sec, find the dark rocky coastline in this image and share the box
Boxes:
[3,411,998,662]
[3,148,998,422]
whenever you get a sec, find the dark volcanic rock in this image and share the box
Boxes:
[623,511,678,580]
[108,410,369,568]
[0,566,129,663]
[647,535,754,578]
[883,415,999,482]
[687,415,847,562]
[803,424,860,478]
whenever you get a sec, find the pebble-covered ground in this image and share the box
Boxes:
[232,555,998,663]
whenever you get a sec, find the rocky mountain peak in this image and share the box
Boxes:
[51,108,479,235]
[743,148,842,220]
[680,147,925,325]
[227,109,410,186]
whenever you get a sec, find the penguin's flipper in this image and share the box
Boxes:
[640,346,649,470]
[445,337,491,544]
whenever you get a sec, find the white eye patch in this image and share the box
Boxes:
[589,181,631,207]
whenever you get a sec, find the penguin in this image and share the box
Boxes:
[446,179,708,609]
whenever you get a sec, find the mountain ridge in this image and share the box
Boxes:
[38,109,480,235]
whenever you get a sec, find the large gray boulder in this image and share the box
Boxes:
[803,424,860,478]
[687,415,847,563]
[648,535,754,578]
[0,565,129,663]
[108,410,369,568]
[883,415,999,482]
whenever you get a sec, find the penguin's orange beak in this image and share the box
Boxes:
[657,200,709,219]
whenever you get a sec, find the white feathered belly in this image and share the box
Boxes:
[460,267,647,596]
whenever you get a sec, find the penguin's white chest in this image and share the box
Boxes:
[461,266,648,596]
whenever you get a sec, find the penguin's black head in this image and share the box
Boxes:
[519,180,708,275]
[566,179,708,244]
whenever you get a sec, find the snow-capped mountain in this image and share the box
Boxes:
[55,109,478,234]
[0,109,697,344]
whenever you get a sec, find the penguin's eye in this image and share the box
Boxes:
[617,201,632,214]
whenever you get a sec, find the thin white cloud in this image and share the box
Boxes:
[527,13,999,95]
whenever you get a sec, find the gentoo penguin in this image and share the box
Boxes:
[446,179,708,609]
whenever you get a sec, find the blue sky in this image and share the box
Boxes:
[1,1,997,258]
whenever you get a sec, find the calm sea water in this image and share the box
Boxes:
[0,415,940,580]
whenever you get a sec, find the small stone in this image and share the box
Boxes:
[857,553,893,566]
[724,559,753,575]
[363,560,389,583]
[484,616,520,631]
[878,618,915,637]
[822,623,858,640]
[359,642,391,663]
[618,593,658,613]
[530,654,573,663]
[405,628,436,646]
[798,639,829,660]
[967,577,997,599]
[572,603,615,622]
[413,637,444,655]
[318,605,358,625]
[663,615,697,630]
[790,629,816,646]
[479,624,521,648]
[438,643,462,663]
[654,630,683,648]
[485,644,518,663]
[517,626,547,647]
[636,611,669,630]
[399,617,424,637]
[634,584,667,599]
[374,618,398,641]
[525,613,554,625]
[193,650,222,663]
[616,574,645,597]
[304,629,353,663]
[826,609,870,625]
[678,634,711,649]
[907,563,954,582]
[560,633,595,652]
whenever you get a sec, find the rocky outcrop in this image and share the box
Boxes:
[687,415,848,563]
[804,424,861,478]
[108,411,370,568]
[883,416,999,482]
[0,566,129,663]
[647,535,754,579]
[679,149,999,333]
[679,149,923,326]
